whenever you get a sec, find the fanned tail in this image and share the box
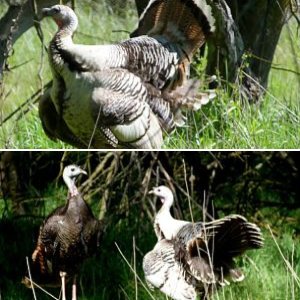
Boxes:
[206,215,264,257]
[175,215,263,285]
[131,0,215,59]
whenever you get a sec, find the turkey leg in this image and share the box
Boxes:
[72,275,77,300]
[60,271,67,300]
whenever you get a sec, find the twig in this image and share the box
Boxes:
[23,276,60,300]
[80,152,116,191]
[88,106,101,149]
[9,59,34,70]
[133,237,138,300]
[115,242,157,300]
[140,154,158,220]
[271,60,300,75]
[56,152,69,188]
[289,0,300,28]
[32,0,47,92]
[182,159,194,224]
[267,225,300,287]
[26,256,37,300]
[112,29,131,35]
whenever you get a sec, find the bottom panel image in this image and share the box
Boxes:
[0,151,299,300]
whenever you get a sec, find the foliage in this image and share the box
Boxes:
[0,151,299,299]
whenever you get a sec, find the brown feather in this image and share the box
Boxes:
[173,215,263,294]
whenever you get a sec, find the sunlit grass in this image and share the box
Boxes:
[165,90,300,149]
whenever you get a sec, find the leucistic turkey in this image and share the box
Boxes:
[40,1,215,149]
[23,165,103,300]
[145,186,264,300]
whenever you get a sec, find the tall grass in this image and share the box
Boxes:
[1,182,299,300]
[166,19,300,149]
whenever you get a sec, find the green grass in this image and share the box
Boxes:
[0,1,299,149]
[165,91,300,149]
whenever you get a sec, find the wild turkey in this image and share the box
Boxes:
[147,185,263,299]
[23,165,103,300]
[40,1,215,149]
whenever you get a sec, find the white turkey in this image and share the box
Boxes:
[40,1,215,149]
[149,186,190,240]
[146,185,264,299]
[23,165,103,300]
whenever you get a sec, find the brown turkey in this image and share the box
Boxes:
[23,165,103,300]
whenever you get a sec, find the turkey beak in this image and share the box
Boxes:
[80,170,87,176]
[42,8,53,17]
[148,189,154,195]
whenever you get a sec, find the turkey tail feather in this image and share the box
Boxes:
[31,242,47,275]
[132,0,215,58]
[175,215,263,285]
[164,79,216,126]
[207,215,264,258]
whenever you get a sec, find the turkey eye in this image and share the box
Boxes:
[53,7,60,13]
[71,168,75,172]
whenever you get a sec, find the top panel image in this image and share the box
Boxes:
[0,0,299,149]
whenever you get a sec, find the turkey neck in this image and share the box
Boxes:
[52,31,73,49]
[156,203,174,233]
[63,173,79,198]
[49,20,76,69]
[155,199,189,240]
[53,15,77,46]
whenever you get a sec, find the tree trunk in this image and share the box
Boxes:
[206,0,292,100]
[0,0,70,81]
[227,0,292,88]
[134,0,294,101]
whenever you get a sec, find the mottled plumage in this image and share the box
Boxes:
[146,186,264,300]
[40,1,215,148]
[174,215,263,287]
[23,165,103,300]
[143,239,197,300]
